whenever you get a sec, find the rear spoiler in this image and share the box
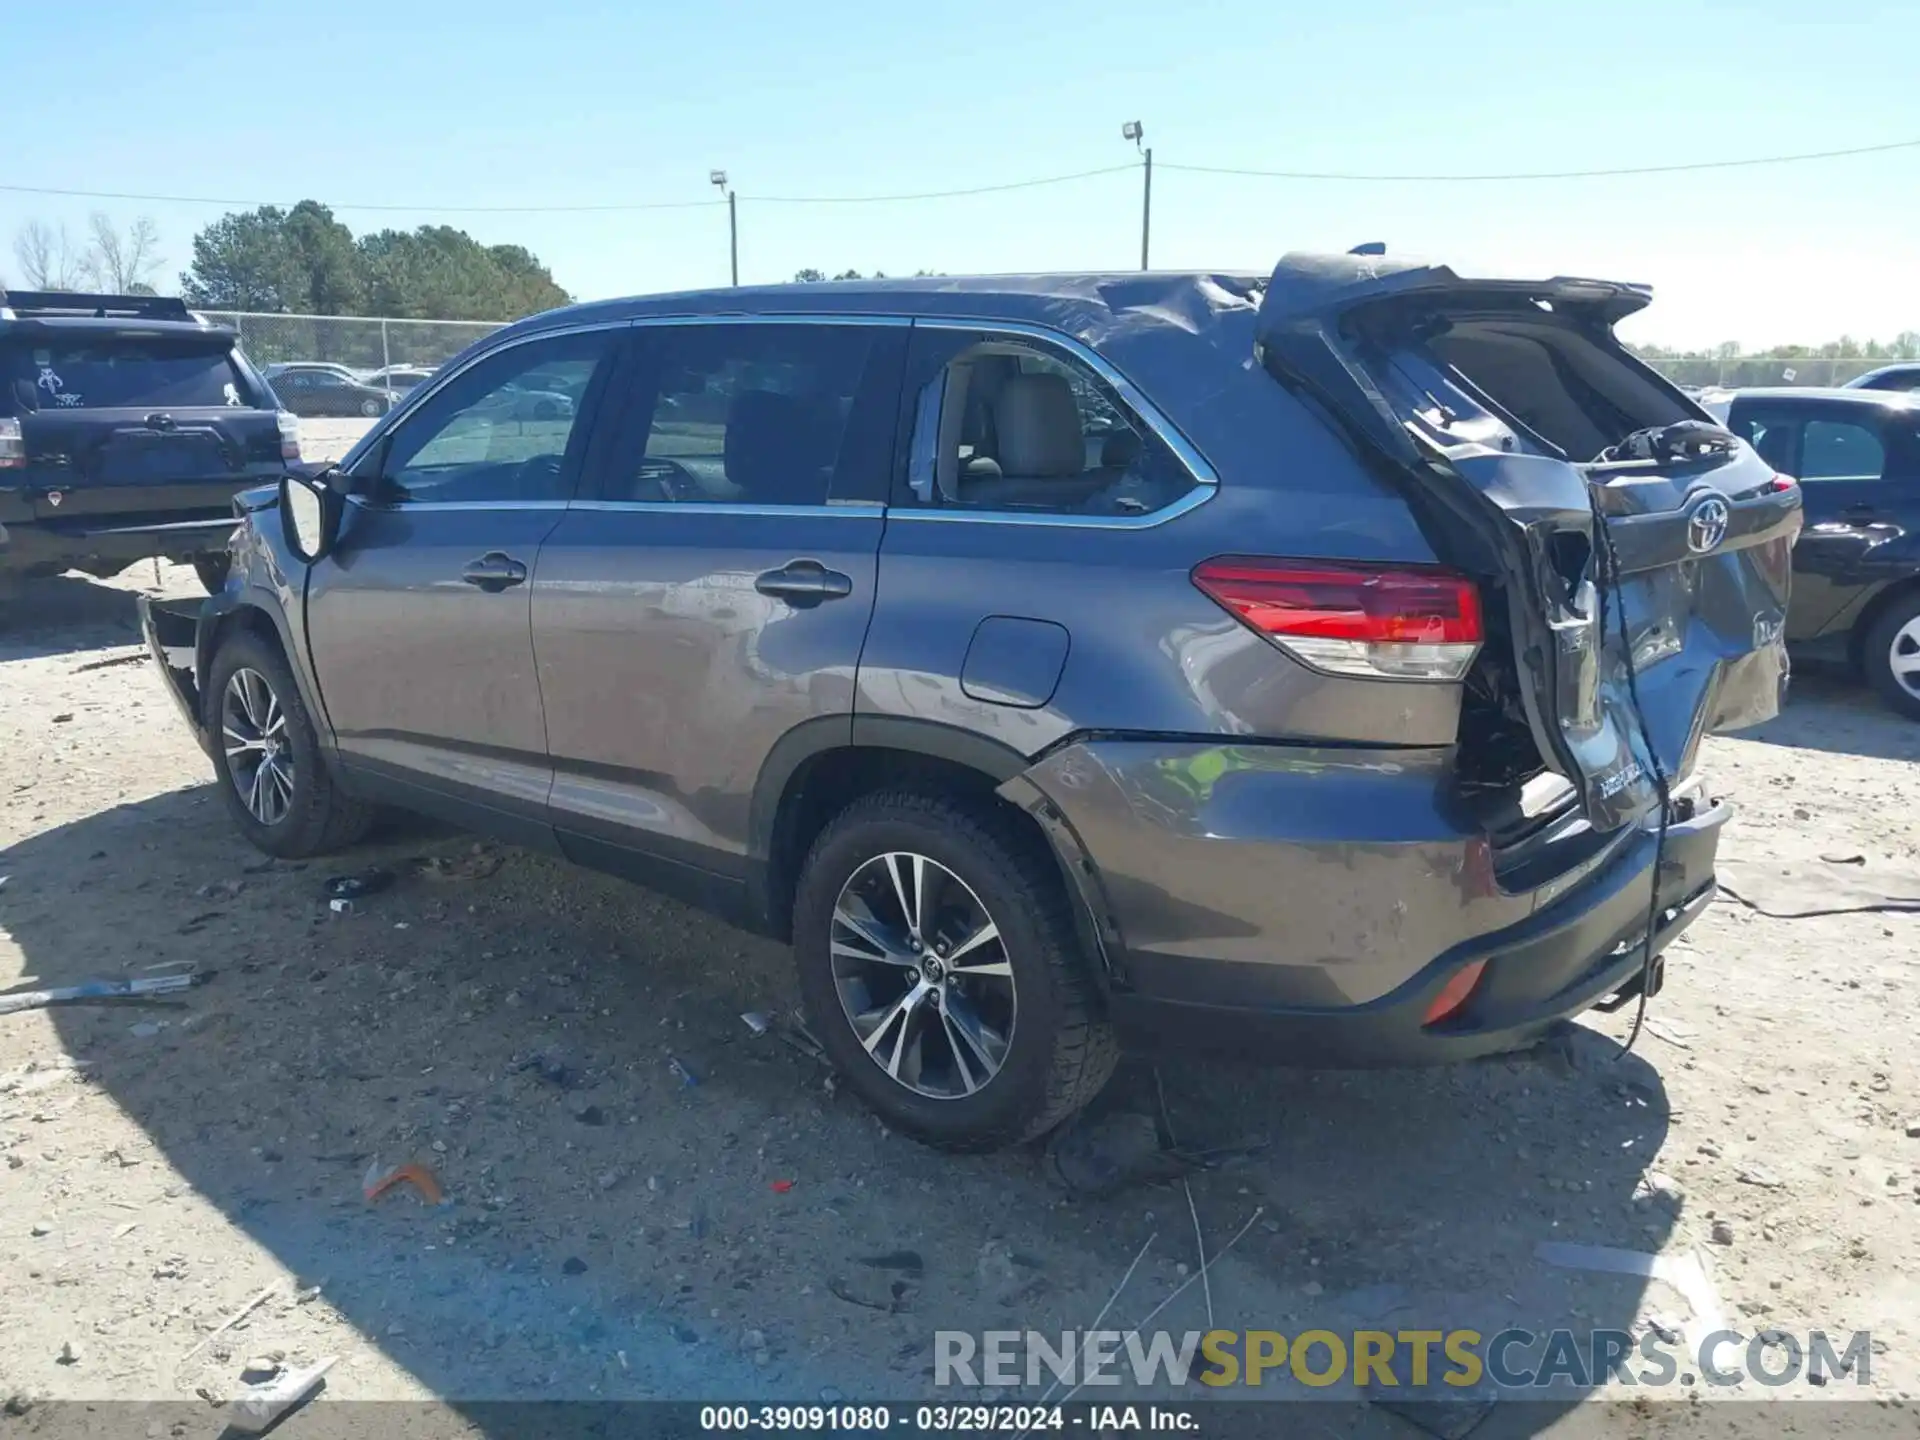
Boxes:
[1257,253,1653,329]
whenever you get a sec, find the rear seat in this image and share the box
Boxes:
[955,372,1109,509]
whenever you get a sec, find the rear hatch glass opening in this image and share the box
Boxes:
[3,335,262,413]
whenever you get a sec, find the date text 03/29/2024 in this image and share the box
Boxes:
[698,1404,1195,1432]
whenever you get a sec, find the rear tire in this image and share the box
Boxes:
[205,629,376,857]
[191,553,231,595]
[359,398,380,418]
[791,790,1117,1151]
[1864,594,1920,721]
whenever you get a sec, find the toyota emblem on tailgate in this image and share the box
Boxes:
[1686,494,1731,554]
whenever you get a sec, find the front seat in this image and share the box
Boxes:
[724,389,832,505]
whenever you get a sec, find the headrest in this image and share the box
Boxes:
[993,373,1083,478]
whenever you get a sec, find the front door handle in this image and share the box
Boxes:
[461,551,529,592]
[755,559,854,605]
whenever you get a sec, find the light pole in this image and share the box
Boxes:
[1122,121,1151,271]
[710,169,737,286]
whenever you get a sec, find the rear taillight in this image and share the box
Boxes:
[1192,557,1484,682]
[276,410,301,462]
[0,417,23,469]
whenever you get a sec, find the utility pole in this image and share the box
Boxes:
[1122,122,1151,270]
[710,170,737,286]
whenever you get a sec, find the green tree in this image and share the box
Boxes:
[181,201,362,313]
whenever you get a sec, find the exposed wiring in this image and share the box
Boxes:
[1588,483,1672,1058]
[1159,136,1920,183]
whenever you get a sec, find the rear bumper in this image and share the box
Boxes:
[138,595,215,760]
[0,515,238,573]
[1016,740,1726,1067]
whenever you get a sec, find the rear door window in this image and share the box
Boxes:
[2,339,255,411]
[900,330,1197,518]
[1799,419,1886,481]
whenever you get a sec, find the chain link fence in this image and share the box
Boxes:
[201,308,1913,396]
[200,311,506,376]
[1640,354,1904,390]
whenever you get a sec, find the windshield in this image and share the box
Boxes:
[2,338,257,412]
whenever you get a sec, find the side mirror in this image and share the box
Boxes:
[280,470,341,563]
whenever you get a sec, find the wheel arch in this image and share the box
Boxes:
[747,717,1114,976]
[1847,577,1920,670]
[195,592,330,744]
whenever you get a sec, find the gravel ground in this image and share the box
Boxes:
[2,517,1918,1434]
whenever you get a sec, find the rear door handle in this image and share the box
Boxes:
[461,551,529,592]
[755,559,854,604]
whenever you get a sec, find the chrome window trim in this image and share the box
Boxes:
[568,500,881,519]
[344,496,570,513]
[887,483,1215,531]
[912,316,1219,489]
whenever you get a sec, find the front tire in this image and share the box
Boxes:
[791,790,1116,1151]
[1864,594,1920,721]
[359,397,381,418]
[205,630,376,857]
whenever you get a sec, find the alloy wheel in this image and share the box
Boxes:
[829,851,1016,1100]
[1890,617,1920,702]
[221,667,295,826]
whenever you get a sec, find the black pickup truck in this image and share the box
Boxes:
[0,289,297,600]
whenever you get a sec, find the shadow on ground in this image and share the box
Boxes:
[0,572,158,662]
[0,780,1685,1437]
[1738,663,1920,764]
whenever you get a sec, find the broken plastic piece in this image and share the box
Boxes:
[770,1179,794,1194]
[362,1158,447,1206]
[327,898,358,916]
[740,1011,771,1035]
[324,868,393,901]
[0,971,197,1017]
[228,1357,337,1432]
[667,1056,699,1088]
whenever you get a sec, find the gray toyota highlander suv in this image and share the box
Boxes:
[141,255,1802,1150]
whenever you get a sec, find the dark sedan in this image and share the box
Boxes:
[1704,386,1920,717]
[1846,363,1920,395]
[269,366,400,418]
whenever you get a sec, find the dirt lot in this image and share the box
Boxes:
[3,515,1919,1432]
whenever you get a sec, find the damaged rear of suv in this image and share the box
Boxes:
[139,257,1799,1149]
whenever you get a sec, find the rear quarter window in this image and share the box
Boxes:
[2,339,258,412]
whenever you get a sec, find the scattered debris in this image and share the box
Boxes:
[572,1105,607,1127]
[73,648,149,672]
[562,1256,587,1275]
[740,1011,771,1036]
[324,868,394,902]
[228,1357,336,1433]
[667,1055,699,1088]
[362,1159,448,1207]
[128,1021,163,1039]
[773,1012,829,1064]
[1044,1109,1189,1197]
[827,1276,909,1314]
[1366,1375,1499,1439]
[417,846,503,882]
[1737,1163,1787,1189]
[0,970,198,1017]
[521,1053,581,1090]
[176,1284,280,1369]
[1710,1219,1736,1245]
[51,712,73,724]
[858,1250,924,1274]
[1535,1242,1726,1341]
[770,1179,794,1194]
[1641,1017,1696,1050]
[240,1356,283,1385]
[195,878,246,900]
[1821,853,1868,866]
[327,898,358,916]
[30,1221,51,1237]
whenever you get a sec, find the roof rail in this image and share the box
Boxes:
[0,289,196,322]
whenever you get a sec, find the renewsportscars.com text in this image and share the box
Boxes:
[935,1328,1872,1390]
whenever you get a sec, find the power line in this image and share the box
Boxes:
[3,136,1914,216]
[750,164,1139,204]
[1158,136,1920,183]
[0,183,725,214]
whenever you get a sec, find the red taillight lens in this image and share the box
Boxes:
[1192,557,1484,681]
[1422,959,1488,1028]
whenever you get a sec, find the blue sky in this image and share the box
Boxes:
[3,0,1915,349]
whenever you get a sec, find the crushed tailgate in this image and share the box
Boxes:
[1256,253,1802,833]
